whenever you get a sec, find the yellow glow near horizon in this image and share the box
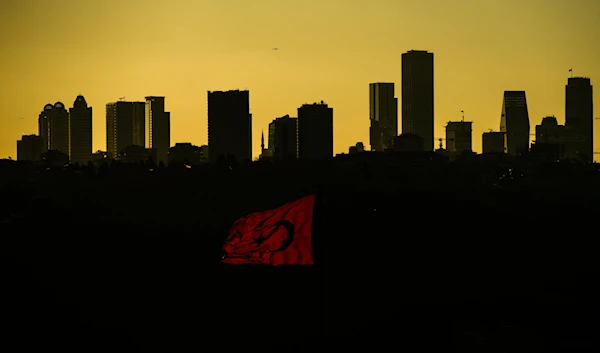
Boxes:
[1,0,599,159]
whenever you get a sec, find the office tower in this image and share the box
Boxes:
[565,77,593,162]
[106,101,146,158]
[445,121,472,153]
[207,90,252,163]
[297,101,333,160]
[145,96,171,164]
[68,95,93,164]
[499,91,530,156]
[268,115,298,161]
[17,135,43,161]
[39,102,69,155]
[369,82,398,151]
[37,102,70,156]
[482,132,506,153]
[402,50,434,151]
[38,104,53,153]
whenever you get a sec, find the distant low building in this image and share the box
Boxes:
[17,134,43,162]
[168,143,209,165]
[349,142,365,154]
[393,133,424,152]
[119,145,156,164]
[41,149,69,167]
[482,131,506,154]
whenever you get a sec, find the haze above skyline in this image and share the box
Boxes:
[1,0,598,159]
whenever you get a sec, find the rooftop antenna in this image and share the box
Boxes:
[461,110,465,122]
[569,68,573,78]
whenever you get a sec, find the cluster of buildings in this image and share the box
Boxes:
[15,50,594,165]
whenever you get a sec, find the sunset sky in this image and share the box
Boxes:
[0,0,598,159]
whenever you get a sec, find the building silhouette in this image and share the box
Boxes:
[106,101,145,159]
[168,143,209,165]
[500,91,530,156]
[145,96,171,164]
[297,101,333,160]
[38,102,69,156]
[393,133,424,152]
[482,132,506,154]
[565,77,593,162]
[268,115,297,161]
[445,121,472,153]
[369,82,398,152]
[402,50,434,151]
[207,90,252,163]
[68,95,92,165]
[534,116,566,161]
[17,134,43,161]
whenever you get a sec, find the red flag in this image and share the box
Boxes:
[221,194,316,265]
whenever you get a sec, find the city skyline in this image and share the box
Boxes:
[1,0,599,159]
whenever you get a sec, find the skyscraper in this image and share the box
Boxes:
[297,101,333,160]
[106,101,145,159]
[38,102,69,156]
[68,95,92,164]
[499,91,530,156]
[402,50,434,151]
[369,82,398,152]
[565,77,593,162]
[268,115,298,161]
[145,96,171,164]
[207,90,252,163]
[38,104,53,153]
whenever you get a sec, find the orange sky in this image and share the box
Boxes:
[0,0,598,159]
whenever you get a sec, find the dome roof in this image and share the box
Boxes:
[44,104,54,111]
[54,102,65,109]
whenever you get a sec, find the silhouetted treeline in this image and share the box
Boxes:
[1,154,599,351]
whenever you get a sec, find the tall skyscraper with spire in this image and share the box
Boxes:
[69,95,92,164]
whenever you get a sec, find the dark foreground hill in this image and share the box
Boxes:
[1,161,599,351]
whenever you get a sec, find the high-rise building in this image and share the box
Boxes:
[482,132,506,154]
[106,101,145,159]
[565,77,593,162]
[38,104,53,153]
[369,82,398,151]
[402,50,434,151]
[17,134,43,161]
[145,96,171,164]
[68,95,92,164]
[268,115,297,161]
[207,90,252,163]
[499,91,530,156]
[297,101,333,160]
[445,121,472,153]
[38,102,70,156]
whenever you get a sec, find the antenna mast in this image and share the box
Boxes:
[461,110,465,122]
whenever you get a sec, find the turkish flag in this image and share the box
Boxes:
[221,194,316,265]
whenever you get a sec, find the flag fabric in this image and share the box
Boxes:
[221,194,316,265]
[569,68,573,72]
